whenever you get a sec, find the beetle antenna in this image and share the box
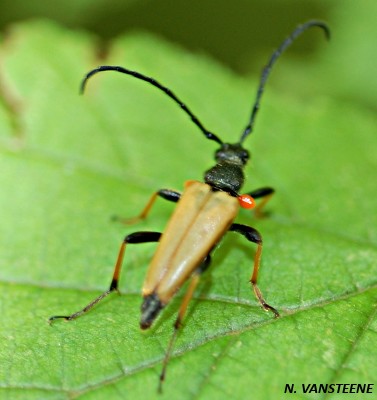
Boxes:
[81,65,223,145]
[239,20,330,144]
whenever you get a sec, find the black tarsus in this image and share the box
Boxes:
[80,66,223,145]
[239,20,330,144]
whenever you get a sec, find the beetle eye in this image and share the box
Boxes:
[238,150,249,164]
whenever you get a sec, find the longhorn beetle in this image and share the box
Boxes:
[49,20,330,391]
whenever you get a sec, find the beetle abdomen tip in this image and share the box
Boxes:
[140,293,164,329]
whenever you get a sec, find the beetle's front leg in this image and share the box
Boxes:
[113,189,181,225]
[229,223,279,318]
[49,231,162,323]
[245,186,274,218]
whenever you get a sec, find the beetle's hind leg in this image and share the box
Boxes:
[229,223,279,318]
[158,253,211,393]
[49,231,161,323]
[113,189,181,225]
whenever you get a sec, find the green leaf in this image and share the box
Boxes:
[0,20,376,400]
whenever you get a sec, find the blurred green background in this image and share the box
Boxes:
[1,0,376,111]
[0,0,332,73]
[1,2,376,399]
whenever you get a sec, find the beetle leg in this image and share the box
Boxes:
[113,189,181,225]
[49,231,161,323]
[158,253,211,393]
[245,187,275,218]
[229,223,279,318]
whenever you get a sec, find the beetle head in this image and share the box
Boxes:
[214,142,250,166]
